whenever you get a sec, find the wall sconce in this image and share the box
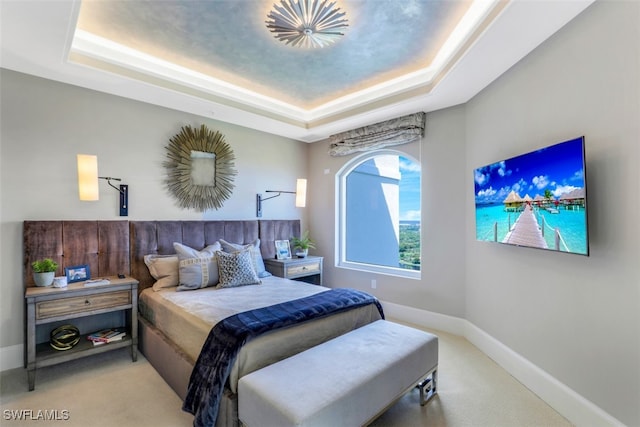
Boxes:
[256,178,307,217]
[77,154,129,216]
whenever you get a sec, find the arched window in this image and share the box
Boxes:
[336,150,421,279]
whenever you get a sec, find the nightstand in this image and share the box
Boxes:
[264,256,323,286]
[24,276,138,391]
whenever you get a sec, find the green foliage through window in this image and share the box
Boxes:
[399,223,420,270]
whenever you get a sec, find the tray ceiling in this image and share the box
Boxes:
[1,0,594,142]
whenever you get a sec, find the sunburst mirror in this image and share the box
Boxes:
[164,124,237,211]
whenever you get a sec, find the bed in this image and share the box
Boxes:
[130,220,383,426]
[23,219,384,426]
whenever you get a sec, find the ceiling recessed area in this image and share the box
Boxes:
[71,0,478,118]
[1,0,594,142]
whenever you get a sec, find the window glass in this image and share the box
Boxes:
[337,151,421,278]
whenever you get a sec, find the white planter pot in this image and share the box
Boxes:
[295,248,309,258]
[34,272,55,287]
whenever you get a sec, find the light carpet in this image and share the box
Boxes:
[1,320,571,426]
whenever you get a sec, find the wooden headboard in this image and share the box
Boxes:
[24,219,300,293]
[23,221,129,287]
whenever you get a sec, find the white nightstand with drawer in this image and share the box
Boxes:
[264,256,323,286]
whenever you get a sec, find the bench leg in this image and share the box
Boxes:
[417,369,437,406]
[27,368,35,392]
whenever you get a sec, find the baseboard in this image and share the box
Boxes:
[380,300,466,335]
[382,301,624,427]
[1,344,23,372]
[464,322,625,427]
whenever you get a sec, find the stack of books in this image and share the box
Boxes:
[87,329,126,346]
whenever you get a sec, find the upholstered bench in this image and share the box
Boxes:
[238,320,438,427]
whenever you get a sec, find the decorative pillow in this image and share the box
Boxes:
[219,239,272,278]
[144,254,180,291]
[173,241,222,291]
[216,249,261,288]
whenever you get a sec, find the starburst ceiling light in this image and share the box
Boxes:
[266,0,349,49]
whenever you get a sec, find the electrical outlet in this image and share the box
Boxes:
[371,279,377,289]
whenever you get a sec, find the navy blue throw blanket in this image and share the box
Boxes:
[183,288,384,427]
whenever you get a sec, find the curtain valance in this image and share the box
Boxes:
[328,112,425,157]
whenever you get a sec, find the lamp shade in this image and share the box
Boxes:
[295,178,307,207]
[77,154,99,201]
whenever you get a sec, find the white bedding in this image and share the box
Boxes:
[139,277,382,393]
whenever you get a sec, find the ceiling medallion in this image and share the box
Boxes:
[266,0,349,49]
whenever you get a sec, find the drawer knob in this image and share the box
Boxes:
[302,266,307,270]
[85,300,90,305]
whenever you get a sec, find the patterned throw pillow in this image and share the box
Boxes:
[216,248,261,288]
[173,242,222,291]
[219,239,272,278]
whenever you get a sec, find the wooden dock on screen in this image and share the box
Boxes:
[502,205,548,249]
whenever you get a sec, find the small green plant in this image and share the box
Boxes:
[32,258,58,273]
[290,230,316,251]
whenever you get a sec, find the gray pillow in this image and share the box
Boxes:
[144,254,179,291]
[216,249,261,288]
[173,241,221,291]
[219,239,272,278]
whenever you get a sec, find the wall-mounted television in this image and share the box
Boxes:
[474,136,588,256]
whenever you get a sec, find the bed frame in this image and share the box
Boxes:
[130,220,300,427]
[24,219,301,427]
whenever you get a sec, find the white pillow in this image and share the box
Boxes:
[173,241,222,291]
[144,254,179,291]
[216,249,261,288]
[219,239,272,278]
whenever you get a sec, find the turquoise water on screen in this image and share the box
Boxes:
[475,204,588,255]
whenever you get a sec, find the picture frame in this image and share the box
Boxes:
[275,240,291,260]
[65,264,91,283]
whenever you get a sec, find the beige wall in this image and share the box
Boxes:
[0,70,308,348]
[464,2,639,425]
[307,105,467,318]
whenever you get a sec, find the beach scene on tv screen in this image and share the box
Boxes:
[474,137,588,255]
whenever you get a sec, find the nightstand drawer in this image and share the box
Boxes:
[287,261,321,277]
[36,291,131,320]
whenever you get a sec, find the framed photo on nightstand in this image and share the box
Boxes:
[275,240,291,260]
[65,264,90,283]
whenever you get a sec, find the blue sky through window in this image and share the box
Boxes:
[399,156,421,221]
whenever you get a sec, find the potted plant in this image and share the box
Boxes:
[290,231,316,258]
[32,258,58,287]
